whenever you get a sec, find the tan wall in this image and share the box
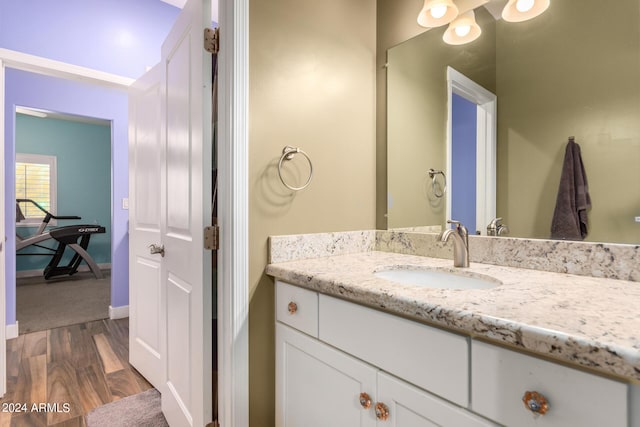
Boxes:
[376,0,429,229]
[386,8,496,229]
[248,0,377,424]
[496,0,640,242]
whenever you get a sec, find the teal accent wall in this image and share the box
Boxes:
[15,114,111,272]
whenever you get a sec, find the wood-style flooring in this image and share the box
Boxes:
[0,318,152,427]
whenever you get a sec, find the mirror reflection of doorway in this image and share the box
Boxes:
[446,67,497,235]
[451,93,478,234]
[14,108,112,335]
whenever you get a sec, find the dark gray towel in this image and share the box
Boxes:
[550,138,591,240]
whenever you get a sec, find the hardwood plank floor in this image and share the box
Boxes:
[0,318,152,427]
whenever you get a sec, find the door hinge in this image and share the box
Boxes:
[204,225,219,250]
[204,27,219,54]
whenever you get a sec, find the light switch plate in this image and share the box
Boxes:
[122,198,129,210]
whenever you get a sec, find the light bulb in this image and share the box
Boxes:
[455,25,471,37]
[516,0,535,12]
[443,10,480,45]
[430,4,448,19]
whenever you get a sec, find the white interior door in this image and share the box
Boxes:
[160,0,213,425]
[128,63,164,389]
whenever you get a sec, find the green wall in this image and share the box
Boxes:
[15,114,111,272]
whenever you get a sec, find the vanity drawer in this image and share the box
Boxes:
[319,294,469,407]
[471,340,627,427]
[276,281,319,337]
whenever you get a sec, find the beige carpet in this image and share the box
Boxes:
[16,271,110,334]
[86,389,168,427]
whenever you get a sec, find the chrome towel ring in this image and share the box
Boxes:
[278,146,313,191]
[428,168,446,198]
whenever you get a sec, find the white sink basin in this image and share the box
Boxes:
[374,266,500,290]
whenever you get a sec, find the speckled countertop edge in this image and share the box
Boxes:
[266,251,640,383]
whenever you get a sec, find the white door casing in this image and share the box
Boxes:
[216,0,250,425]
[128,63,164,389]
[446,66,497,234]
[0,58,7,398]
[160,0,213,424]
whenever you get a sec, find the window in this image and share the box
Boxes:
[15,153,57,224]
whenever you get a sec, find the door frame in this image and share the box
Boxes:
[446,66,497,234]
[0,57,6,398]
[217,0,249,424]
[0,1,249,424]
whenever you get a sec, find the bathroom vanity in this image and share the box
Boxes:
[266,231,640,427]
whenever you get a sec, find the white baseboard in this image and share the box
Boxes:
[16,263,111,279]
[6,322,19,339]
[109,305,129,320]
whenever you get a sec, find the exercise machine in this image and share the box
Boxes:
[16,199,106,280]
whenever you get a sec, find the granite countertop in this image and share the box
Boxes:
[266,250,640,383]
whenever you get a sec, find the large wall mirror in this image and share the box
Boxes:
[386,0,640,244]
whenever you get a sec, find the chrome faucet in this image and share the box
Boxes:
[487,217,509,236]
[440,220,470,267]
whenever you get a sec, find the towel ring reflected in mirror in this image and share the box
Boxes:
[428,168,447,198]
[278,146,314,191]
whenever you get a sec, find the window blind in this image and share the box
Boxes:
[16,162,51,218]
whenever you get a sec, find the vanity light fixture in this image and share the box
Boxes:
[417,0,459,28]
[443,10,482,45]
[502,0,550,22]
[418,0,551,45]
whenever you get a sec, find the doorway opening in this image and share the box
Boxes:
[451,93,479,233]
[3,67,129,343]
[14,107,112,335]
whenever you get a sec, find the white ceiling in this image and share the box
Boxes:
[455,0,510,20]
[483,0,509,20]
[159,0,219,23]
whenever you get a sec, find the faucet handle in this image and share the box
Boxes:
[447,220,469,237]
[447,219,466,231]
[489,217,503,226]
[487,217,509,236]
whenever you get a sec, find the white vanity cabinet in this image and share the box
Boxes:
[275,281,496,427]
[275,280,633,427]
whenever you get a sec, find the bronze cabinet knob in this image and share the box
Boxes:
[287,301,298,314]
[522,391,549,416]
[375,402,390,421]
[359,392,371,409]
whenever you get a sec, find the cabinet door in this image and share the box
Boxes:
[276,323,377,427]
[376,372,498,427]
